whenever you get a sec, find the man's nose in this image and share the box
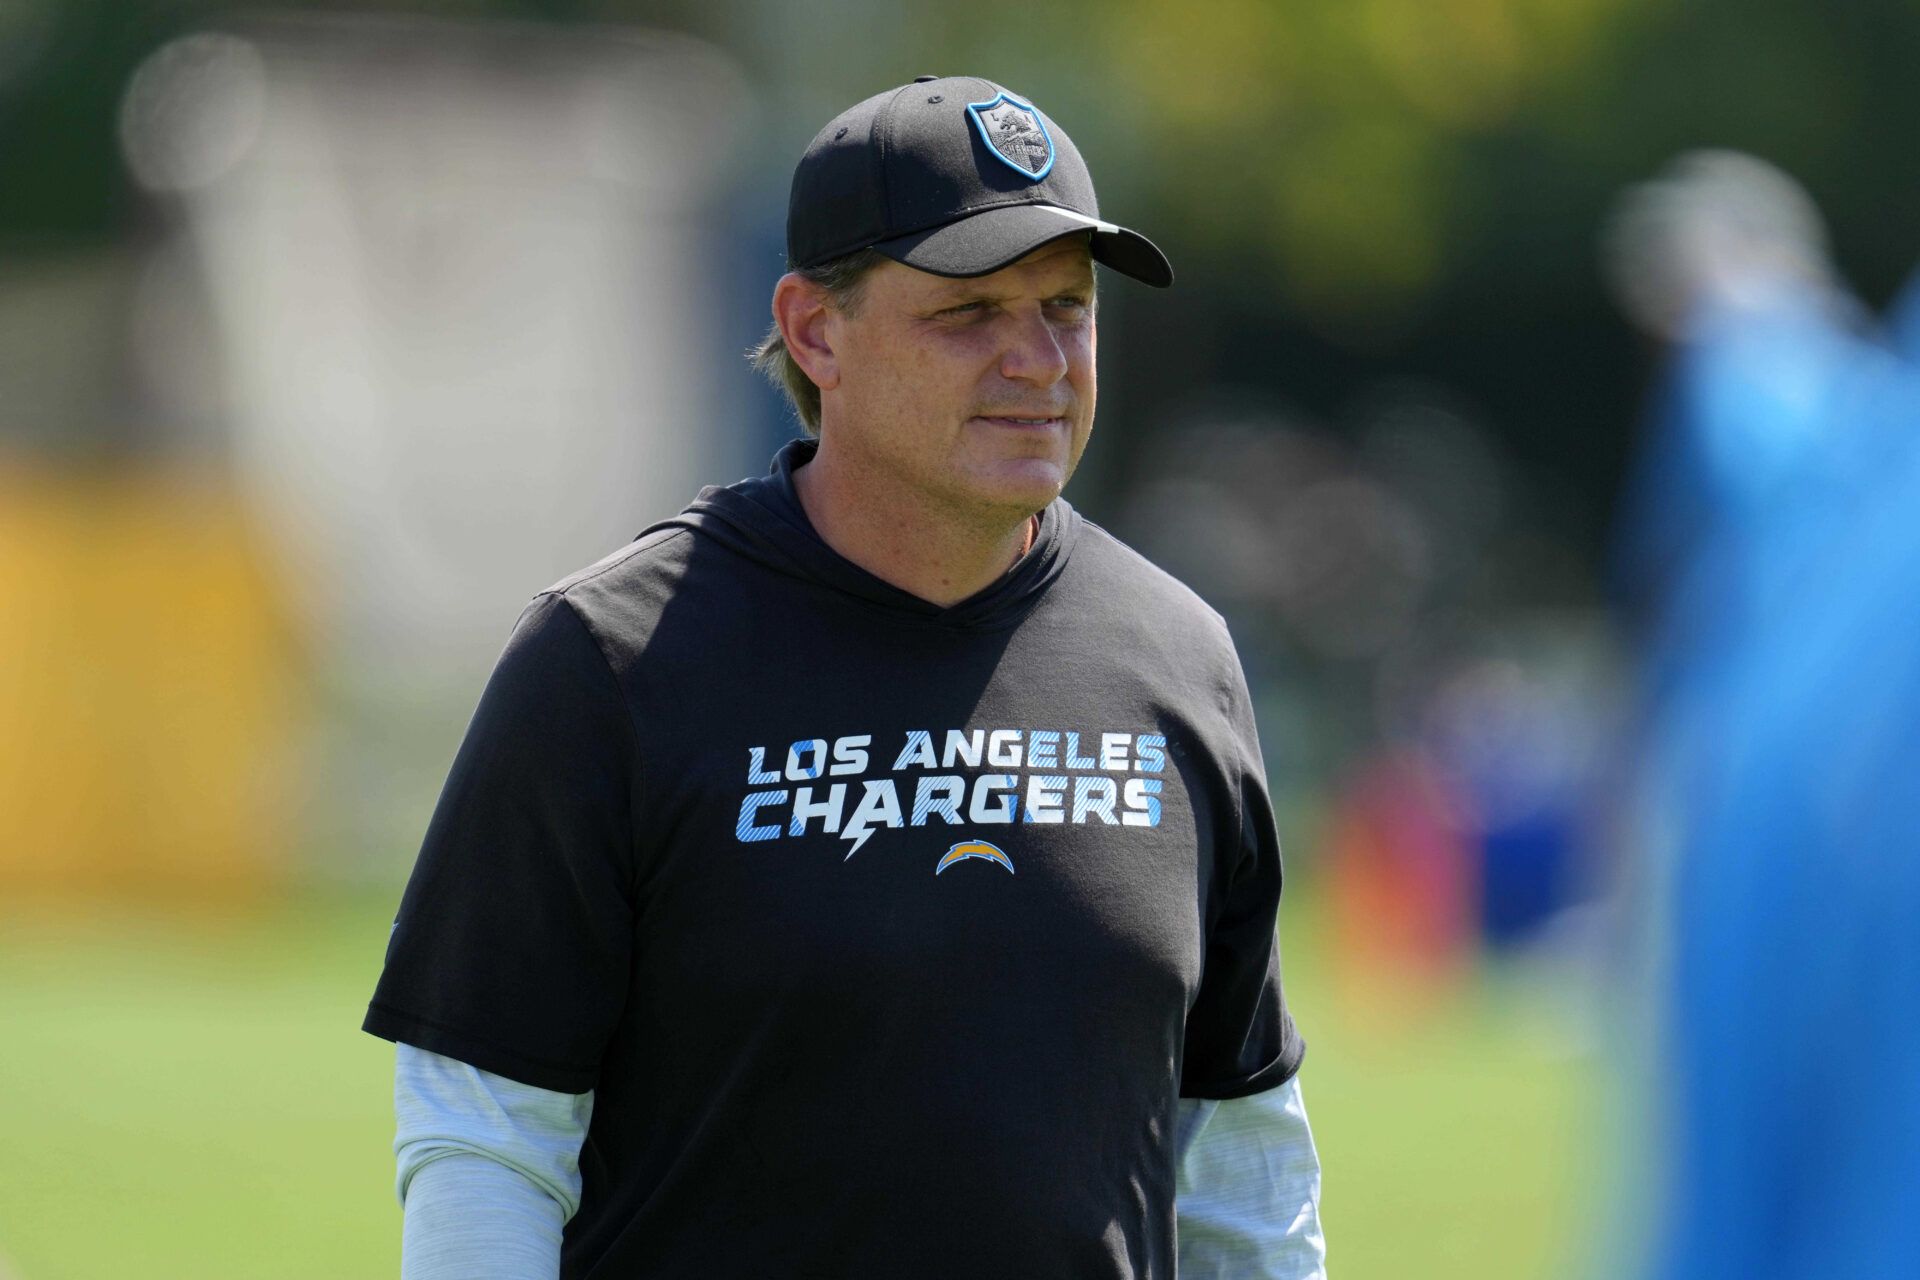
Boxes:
[999,309,1070,386]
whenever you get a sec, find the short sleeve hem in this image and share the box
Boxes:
[364,1002,599,1094]
[1179,1032,1306,1101]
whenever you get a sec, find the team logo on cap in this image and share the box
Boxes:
[936,839,1015,875]
[966,92,1054,180]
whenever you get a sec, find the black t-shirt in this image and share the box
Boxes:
[364,439,1305,1279]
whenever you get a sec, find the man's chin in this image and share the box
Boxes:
[959,458,1072,514]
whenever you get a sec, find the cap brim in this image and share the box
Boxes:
[873,203,1174,288]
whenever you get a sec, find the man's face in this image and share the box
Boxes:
[820,235,1097,521]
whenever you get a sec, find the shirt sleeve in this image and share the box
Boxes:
[1174,1077,1327,1279]
[394,1043,592,1280]
[1178,655,1306,1099]
[394,1043,594,1216]
[402,1155,563,1280]
[364,591,640,1093]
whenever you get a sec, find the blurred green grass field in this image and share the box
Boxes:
[0,887,1597,1279]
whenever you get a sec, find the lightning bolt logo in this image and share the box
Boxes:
[935,840,1015,876]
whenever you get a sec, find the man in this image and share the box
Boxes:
[365,75,1324,1278]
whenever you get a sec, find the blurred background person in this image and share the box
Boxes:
[1605,150,1920,1280]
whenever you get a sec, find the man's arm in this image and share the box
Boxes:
[1174,1076,1326,1280]
[393,1044,592,1280]
[402,1153,564,1280]
[393,1047,1323,1279]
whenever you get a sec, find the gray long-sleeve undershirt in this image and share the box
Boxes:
[393,1044,1325,1278]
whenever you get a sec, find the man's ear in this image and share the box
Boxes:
[772,274,840,392]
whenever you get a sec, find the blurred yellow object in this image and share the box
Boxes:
[0,462,298,897]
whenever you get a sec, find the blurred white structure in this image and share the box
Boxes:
[119,14,753,873]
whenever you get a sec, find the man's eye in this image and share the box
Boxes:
[1049,296,1090,311]
[943,301,987,316]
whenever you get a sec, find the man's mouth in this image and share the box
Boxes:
[973,414,1067,428]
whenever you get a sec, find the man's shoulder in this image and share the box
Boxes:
[512,521,709,659]
[1068,514,1236,648]
[542,522,697,599]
